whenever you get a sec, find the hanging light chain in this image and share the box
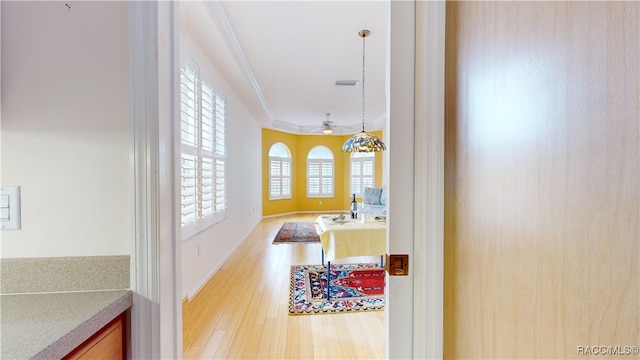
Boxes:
[361,31,366,132]
[341,29,386,152]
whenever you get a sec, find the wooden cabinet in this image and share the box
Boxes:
[63,314,126,360]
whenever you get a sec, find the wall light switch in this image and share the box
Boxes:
[0,195,9,208]
[0,195,9,220]
[0,186,21,230]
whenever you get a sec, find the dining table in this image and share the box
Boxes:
[314,214,387,300]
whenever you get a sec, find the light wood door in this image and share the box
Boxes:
[444,1,639,358]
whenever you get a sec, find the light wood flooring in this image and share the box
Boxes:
[182,213,385,359]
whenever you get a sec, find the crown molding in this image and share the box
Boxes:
[206,1,273,124]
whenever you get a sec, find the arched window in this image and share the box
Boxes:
[269,143,292,200]
[307,146,334,197]
[350,152,375,196]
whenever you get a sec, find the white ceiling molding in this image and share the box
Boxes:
[372,114,387,130]
[206,1,273,125]
[271,120,303,134]
[194,1,388,135]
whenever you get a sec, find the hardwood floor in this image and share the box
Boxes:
[182,213,385,359]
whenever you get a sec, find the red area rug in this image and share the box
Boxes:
[272,222,320,244]
[289,263,385,315]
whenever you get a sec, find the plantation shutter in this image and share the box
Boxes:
[268,143,292,200]
[269,157,292,199]
[200,82,215,219]
[308,161,321,196]
[362,158,374,189]
[321,162,333,195]
[180,62,199,226]
[351,161,361,195]
[350,153,375,196]
[179,54,227,239]
[307,159,333,197]
[306,146,334,198]
[270,159,281,198]
[213,95,226,216]
[281,159,291,196]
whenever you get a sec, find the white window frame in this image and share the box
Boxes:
[306,145,334,198]
[268,142,292,200]
[180,54,227,240]
[350,152,376,197]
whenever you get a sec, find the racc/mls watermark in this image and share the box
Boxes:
[577,346,639,356]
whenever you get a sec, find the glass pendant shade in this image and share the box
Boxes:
[342,29,386,153]
[341,131,386,152]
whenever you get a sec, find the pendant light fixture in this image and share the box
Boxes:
[341,29,386,153]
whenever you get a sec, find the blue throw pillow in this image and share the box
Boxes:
[363,187,382,205]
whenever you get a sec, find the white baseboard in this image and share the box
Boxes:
[186,218,261,300]
[262,210,347,220]
[187,211,346,300]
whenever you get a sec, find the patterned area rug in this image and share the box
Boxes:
[289,263,385,315]
[272,222,320,244]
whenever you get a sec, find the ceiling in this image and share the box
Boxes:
[180,1,388,135]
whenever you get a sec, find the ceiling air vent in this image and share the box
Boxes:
[335,80,358,86]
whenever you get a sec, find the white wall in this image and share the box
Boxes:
[1,1,131,258]
[179,14,263,299]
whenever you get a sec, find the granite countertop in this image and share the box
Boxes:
[1,290,133,360]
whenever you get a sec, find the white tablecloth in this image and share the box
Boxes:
[315,215,386,261]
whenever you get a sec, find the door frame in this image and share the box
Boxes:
[413,1,446,358]
[129,1,181,358]
[387,1,445,358]
[385,1,446,359]
[130,1,446,358]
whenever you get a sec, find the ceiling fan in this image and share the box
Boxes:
[308,113,349,135]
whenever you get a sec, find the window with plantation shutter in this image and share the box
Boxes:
[307,146,334,198]
[268,143,292,200]
[350,152,375,196]
[180,54,227,240]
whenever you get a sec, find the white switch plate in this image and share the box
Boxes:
[0,195,9,208]
[0,186,21,230]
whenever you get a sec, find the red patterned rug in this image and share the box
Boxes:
[272,222,320,244]
[289,263,385,315]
